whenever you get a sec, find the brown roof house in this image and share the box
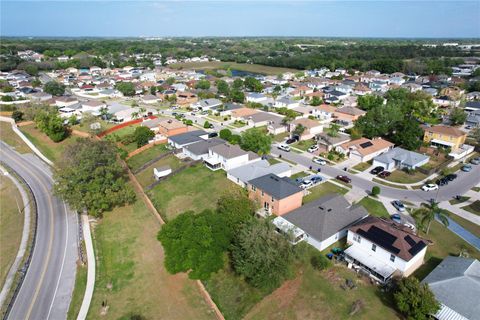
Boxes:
[336,137,394,163]
[344,216,429,283]
[289,118,324,141]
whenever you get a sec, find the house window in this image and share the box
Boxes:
[261,191,264,196]
[371,244,376,252]
[271,197,275,202]
[353,234,361,243]
[390,254,395,262]
[252,186,256,191]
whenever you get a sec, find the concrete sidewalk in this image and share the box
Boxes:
[437,216,480,251]
[439,201,480,225]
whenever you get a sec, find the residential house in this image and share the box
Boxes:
[156,118,189,137]
[55,96,78,108]
[227,160,291,188]
[336,137,394,163]
[29,92,53,102]
[191,98,222,111]
[316,132,351,153]
[372,147,430,171]
[344,216,429,283]
[182,138,225,161]
[274,96,300,109]
[334,107,366,126]
[81,100,106,114]
[176,91,198,105]
[423,125,467,151]
[246,92,268,103]
[167,130,209,149]
[216,103,243,116]
[204,143,260,171]
[141,94,161,104]
[245,111,283,128]
[230,107,259,121]
[316,104,337,122]
[422,256,480,320]
[277,194,368,250]
[289,118,323,141]
[466,110,480,128]
[248,173,303,217]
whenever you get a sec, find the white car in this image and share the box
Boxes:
[277,144,291,152]
[312,157,326,165]
[308,145,319,153]
[301,179,313,189]
[421,183,439,192]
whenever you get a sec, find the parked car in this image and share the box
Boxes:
[436,178,448,186]
[312,157,326,165]
[200,110,209,115]
[285,138,297,145]
[445,174,457,181]
[391,213,402,223]
[172,112,178,116]
[370,166,385,175]
[208,132,218,138]
[336,175,351,183]
[277,144,291,152]
[307,145,319,153]
[311,175,323,184]
[171,105,179,110]
[391,200,406,212]
[462,164,473,172]
[377,171,391,178]
[191,112,196,116]
[422,183,439,191]
[301,179,313,189]
[470,157,480,165]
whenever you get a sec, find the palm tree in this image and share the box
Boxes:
[131,112,139,120]
[413,201,449,234]
[327,123,340,137]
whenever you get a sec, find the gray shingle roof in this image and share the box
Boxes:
[374,147,429,168]
[227,160,290,183]
[249,173,302,199]
[183,138,225,155]
[423,256,480,320]
[283,194,368,241]
[209,143,248,159]
[168,130,206,145]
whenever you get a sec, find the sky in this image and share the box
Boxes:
[1,1,479,38]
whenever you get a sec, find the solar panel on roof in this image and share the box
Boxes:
[408,241,426,256]
[359,141,373,148]
[404,235,416,246]
[357,227,401,254]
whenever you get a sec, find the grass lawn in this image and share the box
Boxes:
[352,162,371,172]
[273,132,290,143]
[244,262,399,320]
[106,124,139,139]
[87,199,215,320]
[72,120,115,134]
[169,61,299,76]
[19,124,76,162]
[303,182,348,204]
[230,121,246,128]
[461,200,480,216]
[267,158,280,165]
[148,164,239,221]
[206,115,229,123]
[126,144,170,171]
[0,122,32,154]
[372,178,409,190]
[0,175,24,288]
[67,263,87,320]
[290,171,309,181]
[291,140,316,152]
[135,155,183,188]
[385,169,428,184]
[413,220,480,280]
[472,187,480,192]
[449,196,470,205]
[358,197,390,218]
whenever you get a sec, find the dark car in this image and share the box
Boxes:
[311,175,323,184]
[370,166,385,175]
[436,178,449,186]
[336,175,351,183]
[285,138,297,145]
[378,171,391,178]
[445,174,457,181]
[208,132,218,138]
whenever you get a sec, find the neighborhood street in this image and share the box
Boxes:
[0,142,78,320]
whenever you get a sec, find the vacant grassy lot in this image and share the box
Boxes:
[0,122,32,153]
[461,200,480,216]
[87,200,215,320]
[303,182,348,204]
[126,144,170,171]
[0,175,24,288]
[148,164,239,221]
[20,124,75,162]
[358,197,389,218]
[72,119,116,134]
[244,264,399,320]
[135,155,184,187]
[385,169,428,184]
[169,61,299,75]
[413,220,480,280]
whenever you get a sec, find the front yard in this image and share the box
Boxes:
[303,182,348,204]
[385,169,428,184]
[352,162,371,172]
[147,164,239,221]
[461,200,480,216]
[291,139,316,152]
[357,197,390,218]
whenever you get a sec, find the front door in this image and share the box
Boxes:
[264,202,270,212]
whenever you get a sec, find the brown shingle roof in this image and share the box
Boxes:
[423,125,466,138]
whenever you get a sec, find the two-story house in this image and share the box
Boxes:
[344,216,429,283]
[248,173,303,217]
[204,143,260,171]
[423,125,467,152]
[289,118,323,141]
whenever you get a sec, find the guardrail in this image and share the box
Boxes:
[0,162,38,320]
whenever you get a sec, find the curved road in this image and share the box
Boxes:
[0,142,78,320]
[272,145,480,204]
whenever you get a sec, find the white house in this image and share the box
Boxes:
[226,160,291,188]
[274,97,300,109]
[204,143,260,171]
[182,138,224,161]
[191,98,222,111]
[81,100,107,114]
[344,216,428,283]
[372,147,430,171]
[245,92,268,103]
[280,194,369,251]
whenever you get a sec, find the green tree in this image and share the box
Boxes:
[371,186,381,197]
[390,118,424,151]
[357,94,384,110]
[12,110,23,122]
[54,139,136,216]
[393,277,440,320]
[231,219,295,290]
[43,81,65,96]
[133,126,155,148]
[203,121,211,129]
[310,253,331,270]
[1,95,14,102]
[219,128,232,141]
[413,201,450,234]
[34,109,69,142]
[232,78,244,90]
[244,77,263,92]
[240,128,272,155]
[293,124,306,137]
[216,80,229,96]
[327,123,340,137]
[449,108,467,126]
[310,96,322,106]
[229,89,245,103]
[115,82,136,96]
[195,79,211,90]
[24,64,39,76]
[165,77,176,85]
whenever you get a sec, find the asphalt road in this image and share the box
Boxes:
[272,144,480,204]
[0,142,78,320]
